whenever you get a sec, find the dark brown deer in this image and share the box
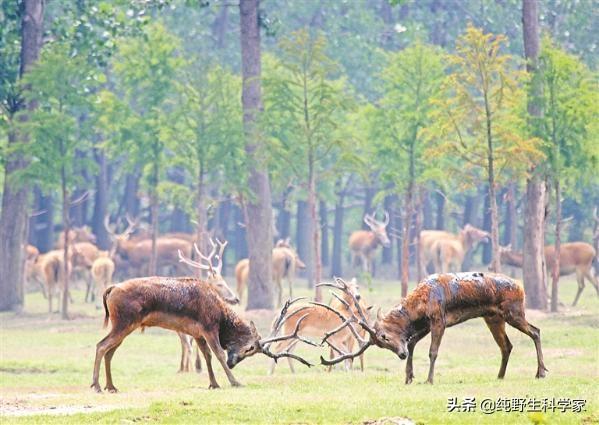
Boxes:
[176,238,239,373]
[91,281,313,392]
[318,275,547,384]
[499,242,599,306]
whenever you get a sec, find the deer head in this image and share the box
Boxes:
[178,238,240,305]
[364,211,391,247]
[104,214,139,258]
[461,224,490,248]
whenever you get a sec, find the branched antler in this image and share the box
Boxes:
[312,277,377,366]
[258,297,318,367]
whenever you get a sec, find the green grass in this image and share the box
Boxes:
[1,276,598,424]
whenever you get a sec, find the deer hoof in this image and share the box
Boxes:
[91,383,102,393]
[208,383,220,390]
[405,376,414,385]
[105,385,118,393]
[231,381,243,388]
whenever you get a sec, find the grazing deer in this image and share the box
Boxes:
[235,239,306,306]
[421,224,489,273]
[176,238,240,373]
[55,226,96,249]
[70,241,101,302]
[499,242,599,306]
[268,278,370,374]
[91,279,313,392]
[319,275,547,384]
[348,212,391,274]
[91,251,115,310]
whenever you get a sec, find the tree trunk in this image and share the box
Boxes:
[61,168,70,320]
[31,188,54,253]
[319,200,329,268]
[522,0,547,310]
[195,165,208,277]
[421,190,433,230]
[551,179,561,312]
[148,159,159,275]
[92,149,110,250]
[296,200,311,280]
[503,183,517,247]
[309,169,322,301]
[240,0,273,310]
[234,205,248,261]
[395,195,403,280]
[276,186,292,240]
[482,188,492,265]
[331,184,345,277]
[434,190,445,230]
[123,173,140,219]
[217,198,231,275]
[361,185,375,230]
[382,194,393,264]
[0,0,44,312]
[401,188,412,297]
[415,188,424,281]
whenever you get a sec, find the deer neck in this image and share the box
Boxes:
[368,232,379,250]
[218,309,250,350]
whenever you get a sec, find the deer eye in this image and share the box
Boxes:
[380,333,389,342]
[245,347,254,354]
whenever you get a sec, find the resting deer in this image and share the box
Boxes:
[319,275,547,384]
[176,238,240,373]
[91,282,314,392]
[499,242,599,306]
[235,238,306,306]
[268,278,370,374]
[421,224,489,273]
[348,212,391,274]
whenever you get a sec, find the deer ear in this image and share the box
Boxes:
[376,307,383,321]
[249,320,257,334]
[366,305,374,312]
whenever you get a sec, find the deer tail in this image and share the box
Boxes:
[103,286,115,328]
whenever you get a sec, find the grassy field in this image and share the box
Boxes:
[1,275,598,424]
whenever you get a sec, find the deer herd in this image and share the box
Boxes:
[22,210,598,392]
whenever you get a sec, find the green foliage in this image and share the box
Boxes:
[11,43,96,192]
[540,37,599,191]
[263,29,354,188]
[427,24,544,189]
[375,41,445,195]
[99,21,183,195]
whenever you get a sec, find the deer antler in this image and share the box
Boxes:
[213,238,228,275]
[312,277,377,366]
[258,297,319,367]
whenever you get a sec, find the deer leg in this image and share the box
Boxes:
[277,278,283,307]
[47,287,52,313]
[484,316,513,379]
[404,330,429,384]
[104,342,123,392]
[195,337,219,389]
[426,323,445,384]
[204,333,242,387]
[177,332,192,373]
[506,314,547,379]
[194,342,202,373]
[584,269,599,296]
[91,325,134,393]
[572,271,585,306]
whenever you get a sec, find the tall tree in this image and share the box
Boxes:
[263,30,353,300]
[240,0,274,310]
[377,42,444,296]
[522,0,548,310]
[429,24,543,274]
[0,0,44,312]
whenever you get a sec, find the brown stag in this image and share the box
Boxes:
[499,242,599,306]
[91,282,314,392]
[421,224,489,273]
[348,212,391,274]
[318,274,547,384]
[176,238,240,373]
[268,278,370,374]
[235,239,306,306]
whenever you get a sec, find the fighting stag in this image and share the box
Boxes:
[91,278,312,392]
[348,212,391,274]
[176,238,239,372]
[318,274,547,384]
